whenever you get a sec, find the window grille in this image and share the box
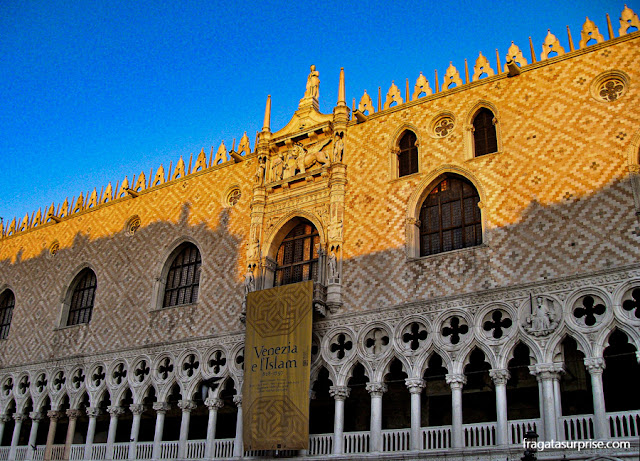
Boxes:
[67,269,97,326]
[275,220,319,286]
[0,290,14,339]
[419,175,482,256]
[163,244,202,307]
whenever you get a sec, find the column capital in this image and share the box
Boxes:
[329,385,350,400]
[489,368,510,385]
[177,400,197,412]
[13,413,25,422]
[152,402,171,413]
[366,382,387,397]
[66,409,82,420]
[584,357,606,373]
[107,405,125,417]
[204,398,224,410]
[445,373,466,389]
[47,410,63,421]
[405,378,426,393]
[529,362,563,380]
[0,414,11,423]
[29,411,45,421]
[233,395,243,407]
[86,407,101,418]
[129,404,146,415]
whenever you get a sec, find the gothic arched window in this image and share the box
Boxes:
[67,269,97,326]
[0,290,15,339]
[398,131,419,177]
[275,220,319,287]
[473,108,498,157]
[419,175,482,256]
[163,243,202,307]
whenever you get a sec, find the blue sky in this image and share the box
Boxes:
[0,0,631,226]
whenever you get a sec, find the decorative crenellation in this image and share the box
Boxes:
[352,6,637,118]
[0,134,254,240]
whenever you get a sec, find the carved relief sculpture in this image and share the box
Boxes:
[333,133,344,163]
[523,295,559,336]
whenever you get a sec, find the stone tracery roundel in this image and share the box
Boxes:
[396,320,430,353]
[154,356,175,382]
[572,294,607,328]
[589,70,630,103]
[620,286,640,323]
[87,364,106,390]
[519,295,560,337]
[17,374,30,396]
[109,362,127,387]
[2,376,13,397]
[481,309,514,342]
[430,114,456,138]
[179,352,201,379]
[326,331,354,363]
[70,367,85,390]
[206,349,227,376]
[440,315,470,347]
[361,326,392,358]
[132,358,151,384]
[33,373,47,394]
[51,370,66,392]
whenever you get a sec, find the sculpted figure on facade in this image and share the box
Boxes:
[305,65,320,99]
[271,152,285,182]
[523,295,558,336]
[328,249,338,282]
[333,133,344,163]
[255,156,266,186]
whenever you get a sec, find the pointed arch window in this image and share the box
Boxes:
[0,290,15,339]
[398,131,419,177]
[67,269,97,326]
[163,243,202,307]
[473,108,498,157]
[275,220,319,286]
[419,175,482,256]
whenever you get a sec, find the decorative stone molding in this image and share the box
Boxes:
[329,385,350,400]
[366,382,388,397]
[152,402,171,413]
[204,398,224,410]
[584,357,606,373]
[129,404,146,415]
[405,378,426,394]
[107,406,125,417]
[46,410,62,421]
[489,369,510,385]
[86,407,101,418]
[13,413,26,422]
[177,400,197,412]
[66,409,82,420]
[445,373,466,388]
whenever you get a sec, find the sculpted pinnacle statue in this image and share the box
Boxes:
[305,65,320,99]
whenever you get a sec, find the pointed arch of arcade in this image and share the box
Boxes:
[261,211,326,289]
[405,165,487,259]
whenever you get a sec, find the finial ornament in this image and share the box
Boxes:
[262,95,271,132]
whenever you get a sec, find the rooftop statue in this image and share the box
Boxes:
[305,65,320,99]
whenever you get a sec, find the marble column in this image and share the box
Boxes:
[446,373,466,449]
[43,410,62,461]
[366,382,387,453]
[530,364,560,441]
[128,404,145,460]
[8,413,25,461]
[0,414,11,451]
[585,357,608,439]
[105,406,125,460]
[177,400,197,459]
[151,403,170,461]
[26,412,45,461]
[551,364,564,440]
[232,395,243,458]
[63,409,81,460]
[490,369,510,445]
[405,378,425,450]
[329,386,350,455]
[83,407,100,461]
[204,398,223,460]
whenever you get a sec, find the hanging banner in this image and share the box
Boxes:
[243,280,313,451]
